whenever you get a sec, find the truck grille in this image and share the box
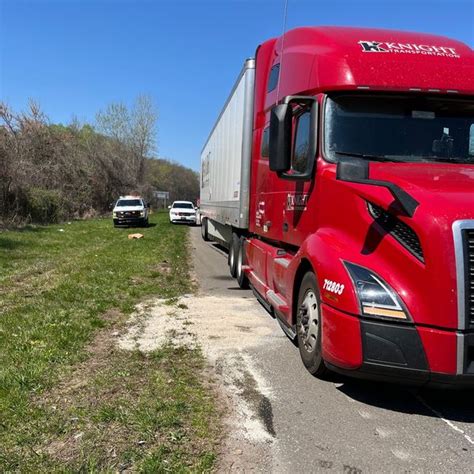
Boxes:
[464,229,474,325]
[117,211,140,218]
[367,203,424,263]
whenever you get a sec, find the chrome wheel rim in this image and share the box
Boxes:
[298,290,319,353]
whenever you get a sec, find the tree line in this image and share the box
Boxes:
[0,96,199,227]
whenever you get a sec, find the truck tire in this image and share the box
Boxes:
[228,233,239,278]
[201,218,210,241]
[296,272,328,377]
[236,237,249,289]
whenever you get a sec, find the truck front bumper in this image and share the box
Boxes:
[113,218,146,227]
[322,305,474,388]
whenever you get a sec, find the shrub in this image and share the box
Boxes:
[26,188,64,224]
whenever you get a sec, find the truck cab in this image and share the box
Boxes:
[202,27,474,387]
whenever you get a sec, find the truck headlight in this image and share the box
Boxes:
[113,212,117,218]
[140,211,145,217]
[344,262,409,321]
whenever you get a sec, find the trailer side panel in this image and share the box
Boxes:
[200,59,255,230]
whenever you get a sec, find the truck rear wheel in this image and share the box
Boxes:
[228,233,239,278]
[236,237,249,289]
[201,218,210,241]
[296,272,328,377]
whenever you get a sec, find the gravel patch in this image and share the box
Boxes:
[119,293,281,471]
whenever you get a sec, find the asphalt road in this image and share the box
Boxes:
[190,227,474,472]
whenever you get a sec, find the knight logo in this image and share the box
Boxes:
[358,40,460,58]
[286,193,308,211]
[359,41,387,53]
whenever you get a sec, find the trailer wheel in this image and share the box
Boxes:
[201,218,210,241]
[236,237,249,289]
[296,272,328,377]
[228,233,239,278]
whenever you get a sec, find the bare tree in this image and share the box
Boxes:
[96,95,157,184]
[130,94,157,182]
[96,102,130,143]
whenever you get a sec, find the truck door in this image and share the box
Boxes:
[265,96,319,248]
[282,108,314,246]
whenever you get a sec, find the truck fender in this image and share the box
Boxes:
[290,232,360,323]
[290,232,364,369]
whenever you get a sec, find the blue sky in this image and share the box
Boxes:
[1,0,473,171]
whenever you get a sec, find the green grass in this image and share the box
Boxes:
[0,213,220,471]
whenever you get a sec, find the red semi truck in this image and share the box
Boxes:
[200,27,474,387]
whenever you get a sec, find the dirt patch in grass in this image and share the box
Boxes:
[119,295,279,471]
[151,260,172,274]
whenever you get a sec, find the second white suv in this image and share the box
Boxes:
[169,201,197,224]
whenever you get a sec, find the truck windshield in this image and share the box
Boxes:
[116,199,141,207]
[324,94,474,164]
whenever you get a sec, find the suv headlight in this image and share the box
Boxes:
[344,262,409,321]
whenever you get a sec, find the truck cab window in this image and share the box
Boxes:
[261,127,269,158]
[267,64,280,92]
[292,111,311,173]
[469,124,474,156]
[325,94,474,164]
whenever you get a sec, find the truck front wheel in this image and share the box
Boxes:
[296,272,328,377]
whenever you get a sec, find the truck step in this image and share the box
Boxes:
[266,290,290,313]
[273,257,291,269]
[251,286,275,317]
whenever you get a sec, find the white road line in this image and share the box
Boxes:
[417,395,474,446]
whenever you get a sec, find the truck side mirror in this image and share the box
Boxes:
[269,104,292,172]
[269,96,319,181]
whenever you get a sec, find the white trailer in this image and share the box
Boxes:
[200,58,255,244]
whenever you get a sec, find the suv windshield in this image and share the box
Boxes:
[173,203,193,209]
[324,94,474,163]
[116,199,142,207]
